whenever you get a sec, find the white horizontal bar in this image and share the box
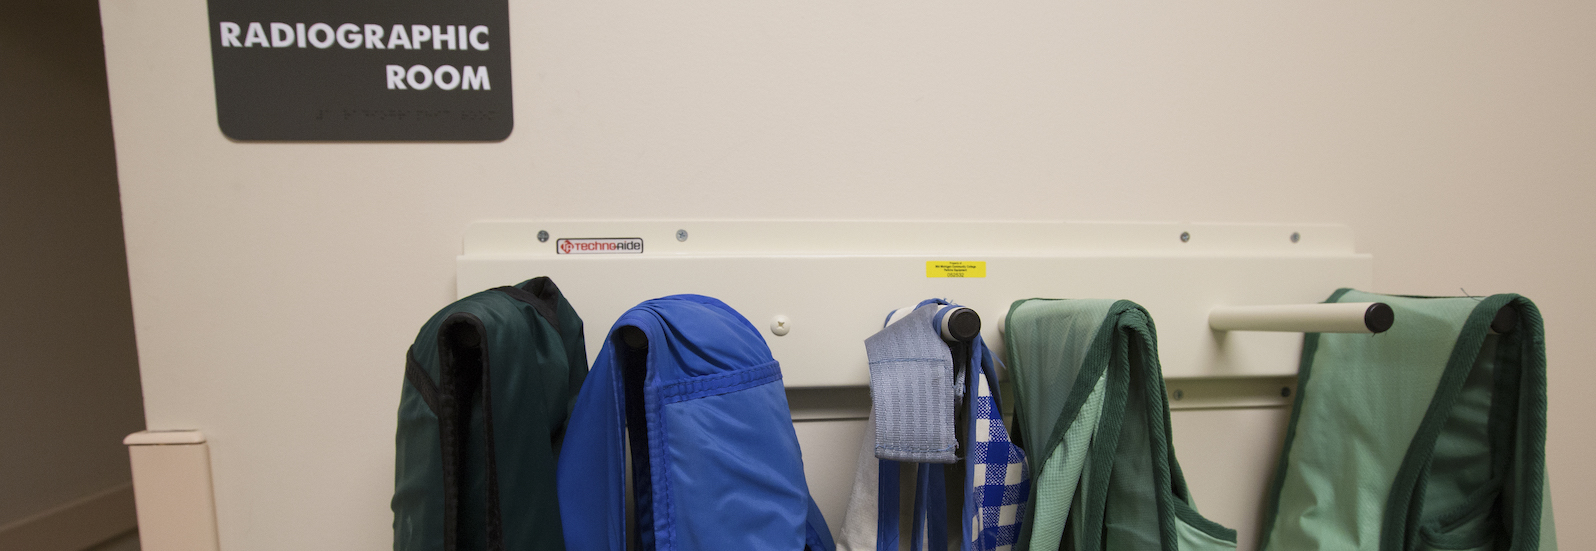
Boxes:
[464,220,1358,257]
[1209,302,1388,334]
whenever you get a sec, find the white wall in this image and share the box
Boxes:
[99,1,1596,549]
[0,0,143,536]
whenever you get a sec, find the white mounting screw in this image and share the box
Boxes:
[770,315,791,336]
[676,229,689,242]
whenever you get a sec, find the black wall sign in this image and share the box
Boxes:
[206,0,512,141]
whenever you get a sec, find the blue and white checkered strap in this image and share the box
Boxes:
[966,361,1029,551]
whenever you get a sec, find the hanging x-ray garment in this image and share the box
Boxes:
[1005,299,1236,551]
[556,294,834,551]
[1259,290,1556,551]
[392,277,588,551]
[838,300,1029,551]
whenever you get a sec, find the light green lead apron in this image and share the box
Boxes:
[1006,299,1236,551]
[1260,290,1556,551]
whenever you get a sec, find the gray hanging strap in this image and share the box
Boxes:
[865,304,958,463]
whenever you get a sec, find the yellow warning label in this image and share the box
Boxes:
[926,261,986,278]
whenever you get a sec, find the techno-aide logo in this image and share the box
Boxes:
[556,238,644,254]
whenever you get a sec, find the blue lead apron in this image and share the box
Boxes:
[557,294,834,551]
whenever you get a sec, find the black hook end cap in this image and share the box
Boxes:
[1491,305,1518,334]
[618,325,648,350]
[1364,302,1395,333]
[947,309,982,342]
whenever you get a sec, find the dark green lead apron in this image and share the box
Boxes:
[1260,289,1556,551]
[392,277,588,551]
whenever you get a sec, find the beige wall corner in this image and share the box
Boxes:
[126,431,220,551]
